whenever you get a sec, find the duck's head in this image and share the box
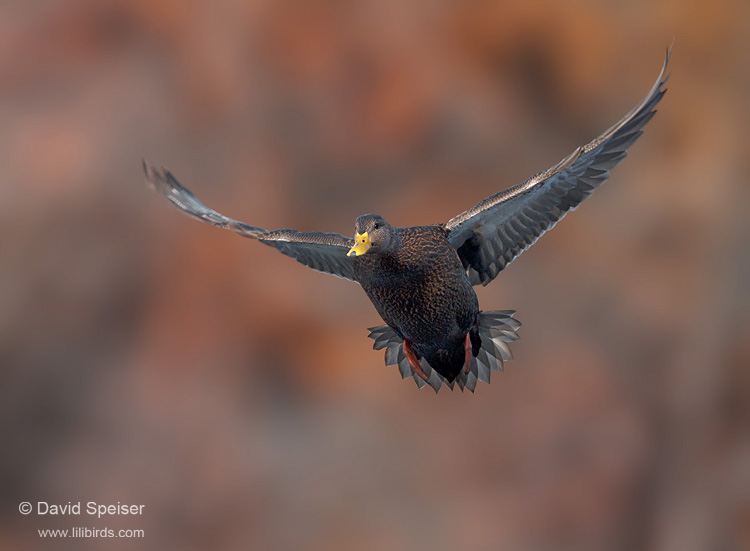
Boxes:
[347,214,397,256]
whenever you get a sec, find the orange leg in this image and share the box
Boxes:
[463,334,473,374]
[403,340,430,383]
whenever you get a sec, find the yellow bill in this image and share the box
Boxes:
[347,232,371,257]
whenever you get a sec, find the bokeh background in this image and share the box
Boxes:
[1,1,748,550]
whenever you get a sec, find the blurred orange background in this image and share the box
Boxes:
[1,1,748,550]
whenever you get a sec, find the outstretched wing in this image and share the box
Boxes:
[446,47,671,286]
[144,162,357,282]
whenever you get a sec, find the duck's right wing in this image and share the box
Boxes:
[144,162,357,282]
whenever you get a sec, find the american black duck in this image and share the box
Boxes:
[144,49,670,392]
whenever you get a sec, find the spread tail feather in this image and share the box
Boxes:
[367,310,521,393]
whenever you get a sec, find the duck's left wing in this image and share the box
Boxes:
[144,163,357,282]
[445,47,670,286]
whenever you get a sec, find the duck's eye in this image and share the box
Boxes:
[373,223,380,230]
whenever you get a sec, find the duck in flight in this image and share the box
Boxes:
[144,48,670,392]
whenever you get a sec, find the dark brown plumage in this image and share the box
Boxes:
[351,216,479,382]
[144,48,670,392]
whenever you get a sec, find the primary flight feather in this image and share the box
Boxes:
[145,48,670,392]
